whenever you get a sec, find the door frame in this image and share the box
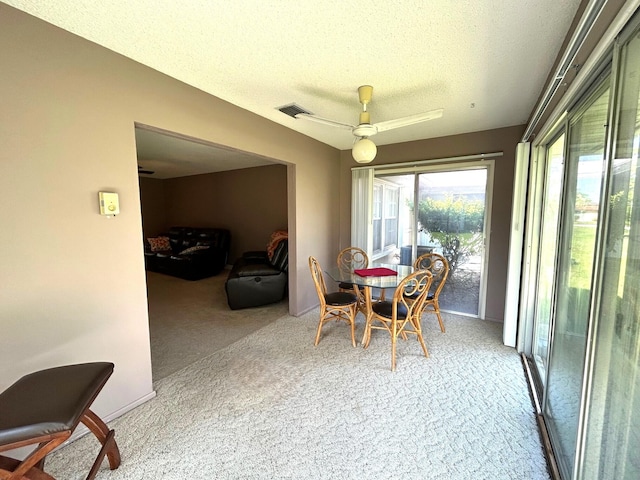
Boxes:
[369,157,495,319]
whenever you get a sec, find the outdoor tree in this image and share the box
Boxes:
[413,194,484,272]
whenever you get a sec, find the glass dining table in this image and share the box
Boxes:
[324,263,414,317]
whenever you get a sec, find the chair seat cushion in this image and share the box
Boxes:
[0,362,114,446]
[325,291,357,306]
[372,301,408,319]
[338,282,355,290]
[232,263,282,277]
[404,291,419,300]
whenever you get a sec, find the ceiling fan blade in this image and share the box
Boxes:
[295,113,355,131]
[374,108,444,133]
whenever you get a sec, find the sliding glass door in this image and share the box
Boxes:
[373,164,490,317]
[544,82,610,479]
[579,26,640,479]
[522,13,640,480]
[531,133,566,384]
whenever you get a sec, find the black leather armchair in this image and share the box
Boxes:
[225,240,288,310]
[145,227,231,280]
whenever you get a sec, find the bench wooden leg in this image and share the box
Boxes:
[81,409,121,480]
[0,434,67,480]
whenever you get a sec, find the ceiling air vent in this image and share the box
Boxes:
[277,103,312,118]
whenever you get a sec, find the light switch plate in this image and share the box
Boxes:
[99,192,120,216]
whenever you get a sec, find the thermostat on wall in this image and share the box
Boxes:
[99,192,120,216]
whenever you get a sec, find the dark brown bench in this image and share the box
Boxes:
[0,362,121,480]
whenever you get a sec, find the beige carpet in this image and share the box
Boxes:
[47,307,549,479]
[146,271,289,382]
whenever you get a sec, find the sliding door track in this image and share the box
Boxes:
[521,353,562,480]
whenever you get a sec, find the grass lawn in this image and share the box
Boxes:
[569,224,598,290]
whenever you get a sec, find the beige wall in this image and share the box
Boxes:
[139,165,288,263]
[162,165,288,263]
[139,177,167,238]
[0,5,340,422]
[339,125,526,322]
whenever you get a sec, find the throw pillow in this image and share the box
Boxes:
[266,230,288,260]
[148,236,171,252]
[179,245,210,255]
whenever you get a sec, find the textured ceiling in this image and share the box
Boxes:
[135,127,276,179]
[5,0,582,176]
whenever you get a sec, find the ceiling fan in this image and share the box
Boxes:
[138,165,155,175]
[294,85,443,163]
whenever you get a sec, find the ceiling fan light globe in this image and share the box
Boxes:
[352,138,377,163]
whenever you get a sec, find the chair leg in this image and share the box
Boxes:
[413,317,430,358]
[314,312,325,346]
[424,301,446,333]
[361,312,373,348]
[434,304,446,333]
[391,319,398,372]
[81,408,121,479]
[349,305,357,347]
[315,307,356,346]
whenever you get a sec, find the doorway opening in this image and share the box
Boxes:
[134,124,292,382]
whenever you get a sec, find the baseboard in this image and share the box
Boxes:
[65,390,157,446]
[107,390,157,422]
[295,303,318,316]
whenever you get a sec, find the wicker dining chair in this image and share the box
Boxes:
[337,246,369,308]
[309,256,359,347]
[362,270,433,371]
[413,252,449,332]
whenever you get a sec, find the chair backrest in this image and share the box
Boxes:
[394,270,433,319]
[414,252,449,297]
[168,227,231,253]
[270,240,289,272]
[337,247,369,271]
[309,256,328,304]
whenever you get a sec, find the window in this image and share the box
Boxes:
[372,179,400,256]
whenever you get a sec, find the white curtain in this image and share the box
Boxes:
[351,167,374,257]
[504,141,531,348]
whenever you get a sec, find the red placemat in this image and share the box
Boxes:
[354,267,397,277]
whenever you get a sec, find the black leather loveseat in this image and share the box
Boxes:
[225,239,288,310]
[144,227,230,280]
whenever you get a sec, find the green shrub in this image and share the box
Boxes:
[409,194,485,272]
[416,194,484,234]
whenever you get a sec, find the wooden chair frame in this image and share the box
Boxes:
[309,256,359,347]
[336,247,370,311]
[337,247,369,272]
[362,270,433,371]
[414,252,449,332]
